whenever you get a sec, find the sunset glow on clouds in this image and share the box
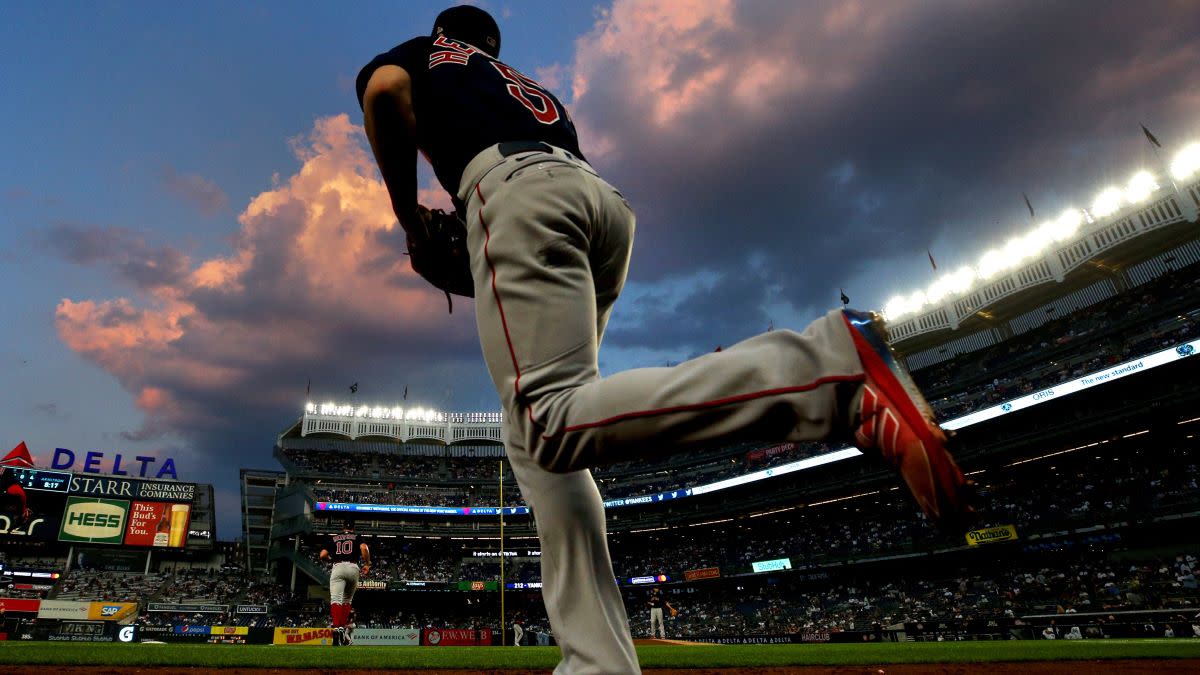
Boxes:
[54,114,477,445]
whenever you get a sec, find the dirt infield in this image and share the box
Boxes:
[6,662,1200,675]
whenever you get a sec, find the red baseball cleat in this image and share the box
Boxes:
[842,309,975,530]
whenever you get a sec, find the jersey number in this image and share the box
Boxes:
[335,540,353,555]
[492,62,560,125]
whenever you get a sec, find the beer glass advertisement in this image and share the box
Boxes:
[124,501,191,548]
[0,467,70,541]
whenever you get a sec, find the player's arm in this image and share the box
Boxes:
[361,65,421,233]
[359,543,371,574]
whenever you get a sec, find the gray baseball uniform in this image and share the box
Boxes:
[458,144,862,674]
[330,561,359,605]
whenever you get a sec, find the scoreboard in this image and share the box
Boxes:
[6,468,71,492]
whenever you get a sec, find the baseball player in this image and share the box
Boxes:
[319,520,370,646]
[357,6,972,673]
[512,612,524,646]
[646,588,675,639]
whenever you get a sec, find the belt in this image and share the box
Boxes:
[497,140,554,157]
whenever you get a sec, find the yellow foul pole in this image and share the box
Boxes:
[499,459,505,646]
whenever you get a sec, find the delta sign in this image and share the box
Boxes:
[50,448,178,480]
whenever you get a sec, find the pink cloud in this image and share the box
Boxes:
[56,114,478,444]
[566,0,908,162]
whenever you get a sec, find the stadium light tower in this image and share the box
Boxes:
[1173,143,1200,181]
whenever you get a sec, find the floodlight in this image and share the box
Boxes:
[1052,208,1082,242]
[1125,170,1158,203]
[1091,187,1123,218]
[950,266,976,294]
[1171,143,1200,181]
[978,249,1007,279]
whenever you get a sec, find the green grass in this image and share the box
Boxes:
[1,640,1199,669]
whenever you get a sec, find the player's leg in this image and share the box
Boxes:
[506,443,640,675]
[329,564,346,645]
[464,155,862,475]
[342,567,358,645]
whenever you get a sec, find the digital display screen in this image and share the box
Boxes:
[751,558,792,573]
[7,468,72,492]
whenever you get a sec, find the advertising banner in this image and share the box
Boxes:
[751,558,792,573]
[124,501,191,548]
[965,524,1018,546]
[38,600,92,620]
[0,598,40,614]
[48,622,115,642]
[353,628,421,646]
[628,575,669,585]
[87,602,138,621]
[358,579,386,591]
[273,627,334,645]
[235,604,268,614]
[683,567,721,582]
[134,625,209,643]
[209,626,249,635]
[390,580,452,591]
[422,628,492,646]
[74,548,149,572]
[67,475,195,503]
[0,468,70,541]
[58,497,129,544]
[148,603,228,613]
[456,580,499,591]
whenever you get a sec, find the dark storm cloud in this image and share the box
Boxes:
[162,166,230,216]
[567,0,1200,351]
[44,222,192,290]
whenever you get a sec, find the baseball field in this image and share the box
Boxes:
[2,640,1200,673]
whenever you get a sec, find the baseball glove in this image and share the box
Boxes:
[406,206,474,312]
[670,608,678,618]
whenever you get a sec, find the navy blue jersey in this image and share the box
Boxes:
[357,35,584,196]
[326,532,361,564]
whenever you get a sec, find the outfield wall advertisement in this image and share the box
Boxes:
[273,627,334,645]
[422,628,492,646]
[353,628,421,645]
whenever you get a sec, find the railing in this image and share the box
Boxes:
[890,183,1199,343]
[269,544,329,585]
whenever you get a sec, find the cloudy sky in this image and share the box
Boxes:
[3,0,1198,537]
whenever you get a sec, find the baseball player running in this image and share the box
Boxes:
[646,588,675,639]
[319,520,370,646]
[357,5,972,673]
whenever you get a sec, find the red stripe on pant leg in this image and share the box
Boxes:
[543,374,864,440]
[478,190,524,401]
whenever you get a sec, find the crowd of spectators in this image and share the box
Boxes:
[916,266,1200,420]
[54,571,169,602]
[611,442,1199,579]
[157,567,244,604]
[637,550,1200,638]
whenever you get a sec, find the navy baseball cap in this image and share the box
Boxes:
[433,5,500,57]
